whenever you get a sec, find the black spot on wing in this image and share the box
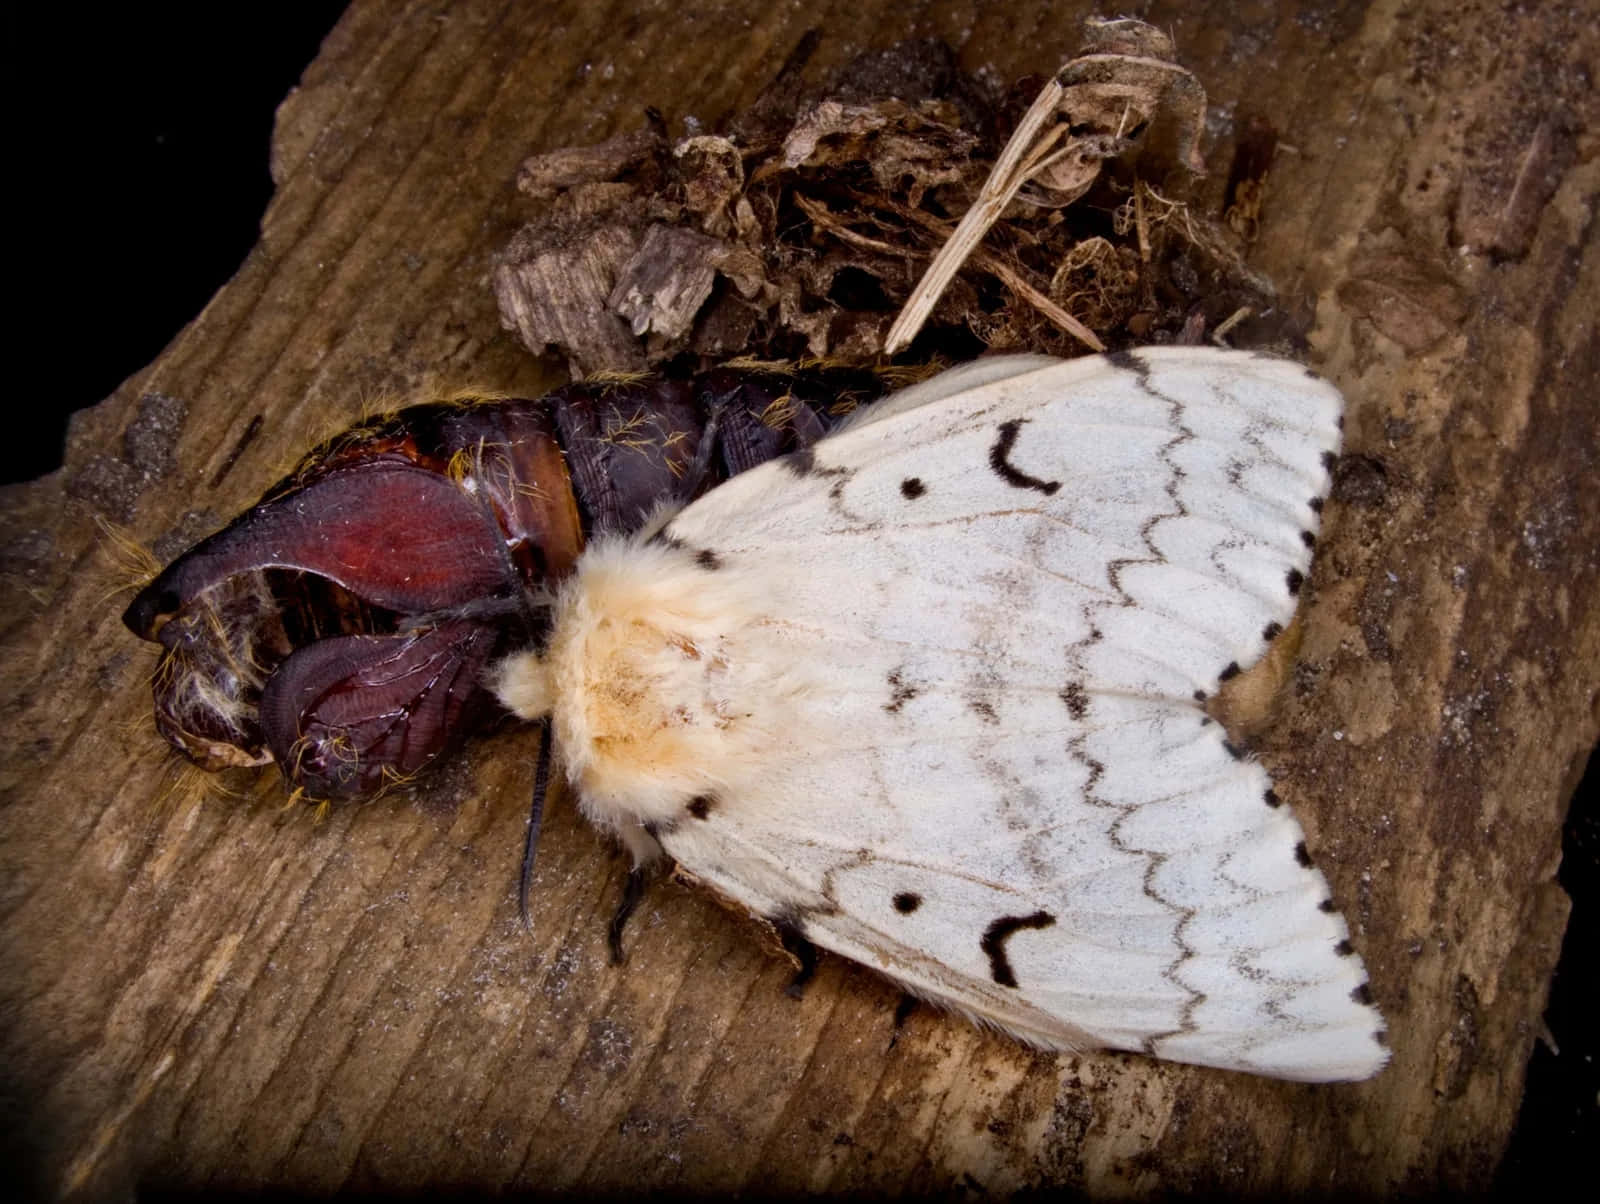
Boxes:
[1193,689,1208,703]
[1334,939,1355,957]
[1301,530,1317,550]
[968,698,999,724]
[1318,898,1336,913]
[1309,496,1325,513]
[1221,740,1243,760]
[900,477,926,499]
[1218,661,1242,682]
[1262,621,1283,641]
[695,547,722,571]
[1059,681,1089,720]
[893,892,922,914]
[687,794,716,820]
[1351,982,1374,1006]
[1322,451,1338,473]
[980,911,1057,989]
[1287,568,1305,596]
[1294,842,1313,868]
[989,420,1061,495]
[1263,788,1282,809]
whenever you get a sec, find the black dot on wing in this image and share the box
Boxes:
[1374,1027,1390,1047]
[1334,939,1355,956]
[980,911,1057,989]
[1351,982,1374,1006]
[1287,568,1305,596]
[1322,451,1338,473]
[1222,740,1243,760]
[695,548,722,570]
[1301,530,1317,549]
[1263,621,1283,641]
[1193,689,1208,703]
[1318,898,1336,913]
[1309,497,1325,514]
[893,892,922,914]
[1295,842,1313,868]
[1218,661,1242,682]
[900,477,926,499]
[1263,788,1282,808]
[687,794,716,820]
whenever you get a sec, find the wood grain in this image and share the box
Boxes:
[3,0,1594,1195]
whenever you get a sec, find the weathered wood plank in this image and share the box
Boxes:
[3,0,1594,1196]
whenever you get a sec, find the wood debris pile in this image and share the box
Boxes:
[495,19,1284,377]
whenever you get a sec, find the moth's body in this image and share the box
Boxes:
[496,348,1390,1082]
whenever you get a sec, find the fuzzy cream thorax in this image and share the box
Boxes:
[493,537,817,839]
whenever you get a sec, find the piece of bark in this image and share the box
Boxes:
[1,0,1595,1198]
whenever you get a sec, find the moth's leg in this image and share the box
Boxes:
[607,862,658,964]
[606,823,668,963]
[776,920,820,999]
[887,994,920,1051]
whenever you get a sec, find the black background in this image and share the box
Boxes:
[13,5,347,485]
[13,3,1593,1189]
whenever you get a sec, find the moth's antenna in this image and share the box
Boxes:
[518,720,553,930]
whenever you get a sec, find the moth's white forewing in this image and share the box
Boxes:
[517,348,1386,1082]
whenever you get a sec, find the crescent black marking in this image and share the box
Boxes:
[988,420,1062,496]
[981,911,1057,988]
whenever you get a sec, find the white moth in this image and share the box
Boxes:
[494,347,1389,1082]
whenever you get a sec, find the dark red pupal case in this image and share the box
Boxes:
[123,366,884,799]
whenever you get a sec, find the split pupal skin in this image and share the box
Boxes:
[123,364,888,799]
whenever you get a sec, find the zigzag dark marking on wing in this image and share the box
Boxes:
[1065,349,1206,1049]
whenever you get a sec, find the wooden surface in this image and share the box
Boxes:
[3,0,1595,1195]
